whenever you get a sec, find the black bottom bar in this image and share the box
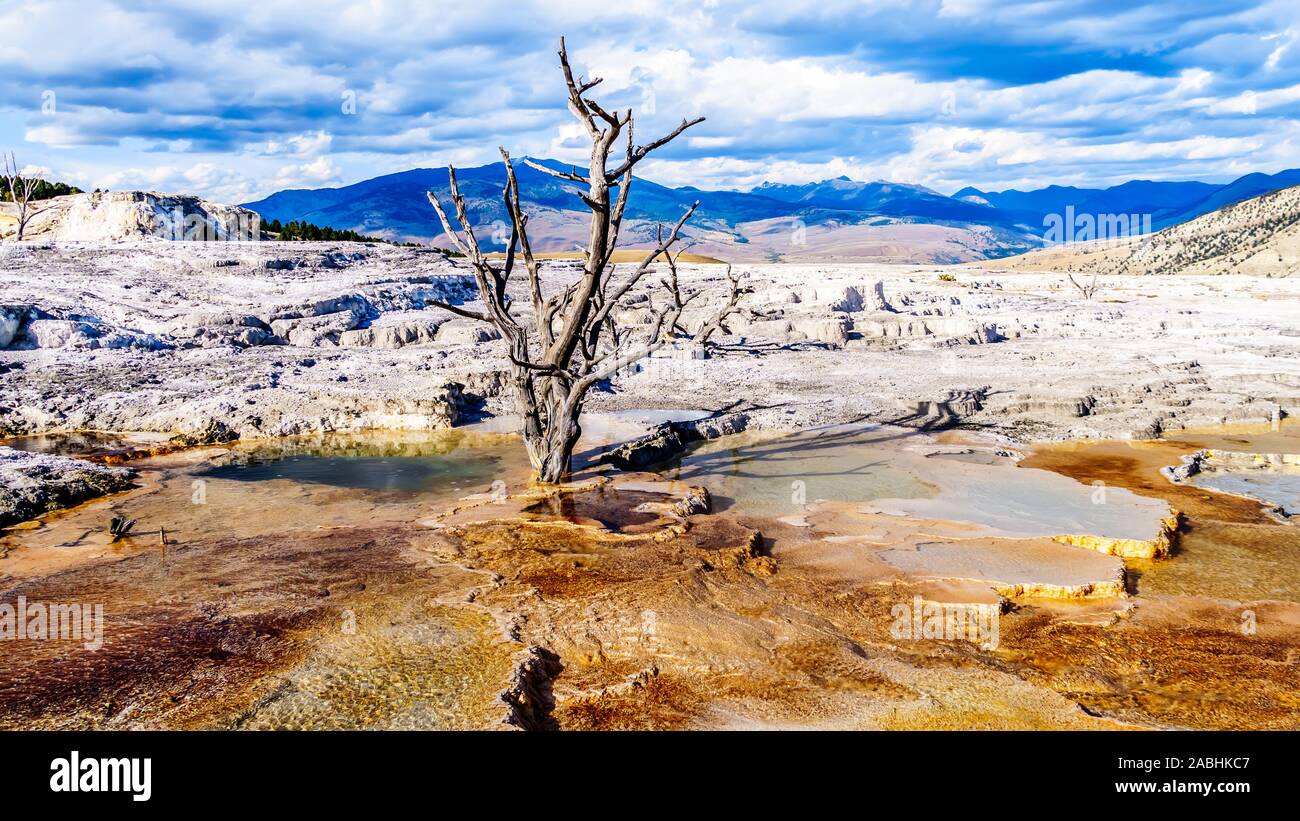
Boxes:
[2,730,1290,807]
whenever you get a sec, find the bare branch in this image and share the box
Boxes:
[428,299,490,323]
[501,149,547,341]
[426,190,471,257]
[691,265,744,345]
[584,96,622,129]
[509,354,576,382]
[605,117,706,181]
[445,166,491,266]
[1067,272,1101,300]
[575,300,679,393]
[521,158,588,184]
[601,112,635,267]
[428,170,522,342]
[558,37,599,138]
[590,201,699,329]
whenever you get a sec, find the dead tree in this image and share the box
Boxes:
[1067,271,1101,300]
[1,152,47,241]
[427,37,742,483]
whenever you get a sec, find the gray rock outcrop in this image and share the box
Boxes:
[0,447,137,527]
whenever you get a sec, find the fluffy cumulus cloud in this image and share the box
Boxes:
[1,0,1299,202]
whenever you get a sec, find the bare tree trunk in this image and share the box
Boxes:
[425,38,741,483]
[2,152,45,241]
[1068,272,1100,300]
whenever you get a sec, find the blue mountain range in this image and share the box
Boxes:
[243,159,1300,254]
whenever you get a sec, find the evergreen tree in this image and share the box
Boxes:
[0,177,82,202]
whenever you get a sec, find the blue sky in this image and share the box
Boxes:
[2,0,1298,203]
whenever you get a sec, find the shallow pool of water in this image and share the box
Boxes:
[10,422,1288,612]
[662,425,937,516]
[1,431,171,460]
[0,429,535,580]
[1188,471,1300,516]
[662,424,1171,542]
[1024,438,1300,604]
[3,432,128,455]
[199,448,503,495]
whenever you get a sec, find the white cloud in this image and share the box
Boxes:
[1264,29,1296,70]
[260,131,333,156]
[273,156,342,189]
[2,0,1298,200]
